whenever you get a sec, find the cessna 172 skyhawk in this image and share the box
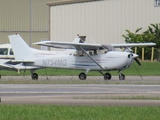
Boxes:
[0,43,58,79]
[0,35,85,79]
[8,34,155,80]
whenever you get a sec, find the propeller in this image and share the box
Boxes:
[133,57,143,80]
[125,48,143,79]
[132,53,141,66]
[134,58,141,66]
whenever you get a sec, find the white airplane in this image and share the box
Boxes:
[8,34,155,80]
[0,43,56,79]
[0,35,84,79]
[0,44,14,78]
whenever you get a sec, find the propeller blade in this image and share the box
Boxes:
[134,58,141,66]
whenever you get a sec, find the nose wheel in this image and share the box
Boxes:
[119,74,125,80]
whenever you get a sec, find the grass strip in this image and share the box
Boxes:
[0,105,160,120]
[0,62,160,76]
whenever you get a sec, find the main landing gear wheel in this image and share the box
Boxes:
[104,73,111,80]
[79,72,87,80]
[119,74,125,80]
[32,73,38,80]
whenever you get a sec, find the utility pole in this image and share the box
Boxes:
[29,0,32,46]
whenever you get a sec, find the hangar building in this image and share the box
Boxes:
[0,0,51,48]
[47,0,160,44]
[0,0,160,47]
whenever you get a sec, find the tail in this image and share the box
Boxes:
[73,35,86,43]
[63,35,86,54]
[8,34,34,60]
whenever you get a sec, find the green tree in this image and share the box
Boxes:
[122,23,160,60]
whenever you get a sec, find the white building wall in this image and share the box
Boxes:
[50,0,160,44]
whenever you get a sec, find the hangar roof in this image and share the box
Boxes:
[47,0,94,6]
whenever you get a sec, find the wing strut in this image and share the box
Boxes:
[79,46,104,69]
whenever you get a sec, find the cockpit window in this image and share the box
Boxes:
[9,48,14,55]
[0,48,8,55]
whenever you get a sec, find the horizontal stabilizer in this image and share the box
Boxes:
[11,60,34,63]
[12,63,40,70]
[0,64,13,68]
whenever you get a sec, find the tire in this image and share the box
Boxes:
[32,73,38,80]
[104,73,111,80]
[79,72,87,80]
[119,74,125,80]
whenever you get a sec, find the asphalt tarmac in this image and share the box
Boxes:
[1,82,160,106]
[1,76,160,84]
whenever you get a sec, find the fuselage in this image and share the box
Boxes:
[33,50,134,71]
[0,44,135,72]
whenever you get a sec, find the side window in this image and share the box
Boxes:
[9,48,14,55]
[100,49,108,54]
[89,50,98,55]
[0,48,8,55]
[73,51,84,57]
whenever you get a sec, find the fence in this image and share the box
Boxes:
[134,47,155,62]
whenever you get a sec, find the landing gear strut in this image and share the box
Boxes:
[119,73,125,80]
[99,71,112,80]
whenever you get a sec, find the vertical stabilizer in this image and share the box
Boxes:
[8,34,34,60]
[72,36,81,43]
[72,35,86,43]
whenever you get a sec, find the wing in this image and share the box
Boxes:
[34,41,156,51]
[111,43,156,48]
[33,41,102,51]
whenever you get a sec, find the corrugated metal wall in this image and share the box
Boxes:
[0,0,50,48]
[50,0,160,44]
